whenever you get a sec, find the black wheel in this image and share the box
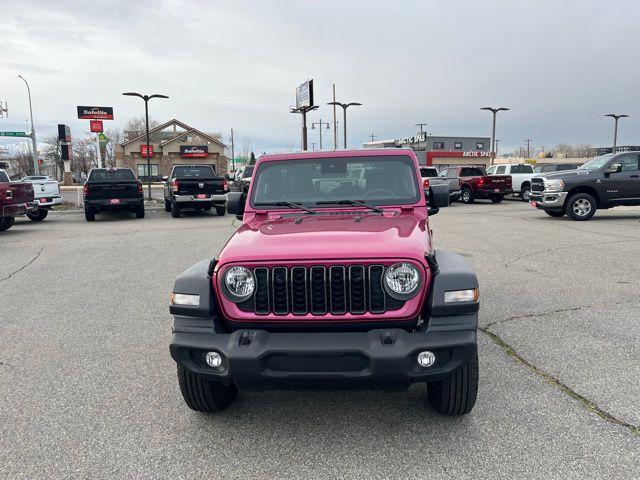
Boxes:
[135,205,145,219]
[461,187,474,204]
[0,217,15,232]
[84,207,96,222]
[203,206,212,212]
[171,200,181,218]
[521,185,531,202]
[490,195,503,204]
[216,206,226,216]
[26,209,48,222]
[544,210,565,217]
[177,364,238,413]
[566,192,596,221]
[164,199,171,212]
[450,195,460,203]
[427,348,479,415]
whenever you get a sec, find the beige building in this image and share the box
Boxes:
[116,119,228,179]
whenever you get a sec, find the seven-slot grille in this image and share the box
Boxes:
[531,177,545,193]
[239,265,405,316]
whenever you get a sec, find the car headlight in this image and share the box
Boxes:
[383,263,421,300]
[543,178,565,191]
[223,266,255,301]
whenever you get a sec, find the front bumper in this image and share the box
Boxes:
[174,194,226,204]
[34,195,63,207]
[1,201,38,217]
[529,191,567,209]
[170,314,478,390]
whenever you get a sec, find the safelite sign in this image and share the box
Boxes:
[180,146,208,158]
[77,106,114,120]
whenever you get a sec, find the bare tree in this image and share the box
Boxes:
[41,135,63,180]
[103,128,124,168]
[72,135,98,176]
[123,116,160,142]
[7,144,35,177]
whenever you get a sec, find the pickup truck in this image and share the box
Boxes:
[169,149,480,416]
[20,175,63,221]
[0,169,36,232]
[420,166,460,202]
[530,152,640,220]
[486,163,535,201]
[163,165,228,218]
[83,168,144,222]
[439,165,512,203]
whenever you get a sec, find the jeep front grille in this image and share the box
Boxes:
[238,265,403,315]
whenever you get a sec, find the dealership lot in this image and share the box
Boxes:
[1,202,638,479]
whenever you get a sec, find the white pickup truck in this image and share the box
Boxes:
[486,163,536,201]
[20,175,62,221]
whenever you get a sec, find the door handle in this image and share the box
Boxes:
[631,175,639,178]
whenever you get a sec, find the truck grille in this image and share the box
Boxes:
[238,265,404,315]
[531,177,545,193]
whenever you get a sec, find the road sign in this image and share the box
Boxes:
[0,131,28,137]
[90,120,103,133]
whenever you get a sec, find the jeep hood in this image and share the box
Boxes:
[217,212,430,265]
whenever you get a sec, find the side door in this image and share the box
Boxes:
[607,154,640,203]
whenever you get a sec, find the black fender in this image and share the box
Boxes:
[426,250,479,317]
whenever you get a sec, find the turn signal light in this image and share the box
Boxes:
[170,292,200,306]
[223,180,229,192]
[444,289,478,303]
[422,178,430,189]
[137,182,143,193]
[83,184,89,196]
[172,179,179,191]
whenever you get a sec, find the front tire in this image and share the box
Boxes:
[171,200,181,218]
[164,198,171,212]
[216,205,226,216]
[26,209,48,222]
[490,195,503,204]
[461,187,474,204]
[521,185,531,202]
[177,364,238,413]
[566,192,596,221]
[0,217,15,232]
[427,348,479,415]
[544,209,565,217]
[84,207,96,222]
[135,204,145,219]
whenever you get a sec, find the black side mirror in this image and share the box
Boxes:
[427,184,449,216]
[227,192,245,220]
[605,163,622,175]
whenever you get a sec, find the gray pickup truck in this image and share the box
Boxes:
[420,166,460,202]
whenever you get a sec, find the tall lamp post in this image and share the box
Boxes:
[18,75,38,174]
[605,114,629,153]
[480,106,509,165]
[122,92,169,199]
[327,101,362,149]
[311,118,330,150]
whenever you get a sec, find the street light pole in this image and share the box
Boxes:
[327,101,362,149]
[18,75,38,174]
[311,118,330,150]
[123,92,169,199]
[480,106,509,165]
[495,139,501,157]
[524,139,532,158]
[605,114,629,153]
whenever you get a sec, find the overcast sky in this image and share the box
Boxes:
[1,0,639,155]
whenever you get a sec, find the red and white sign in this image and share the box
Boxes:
[90,120,103,133]
[180,145,208,158]
[140,145,154,157]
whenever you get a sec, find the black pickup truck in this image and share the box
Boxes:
[163,165,228,218]
[83,168,144,222]
[530,152,640,220]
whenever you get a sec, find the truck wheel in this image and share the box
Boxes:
[461,187,474,204]
[490,195,503,204]
[164,199,171,212]
[216,206,226,216]
[521,186,531,202]
[177,364,237,412]
[450,195,460,203]
[0,217,15,232]
[84,208,96,222]
[26,209,49,222]
[566,193,596,221]
[544,210,565,217]
[427,348,478,415]
[135,205,145,219]
[171,200,181,218]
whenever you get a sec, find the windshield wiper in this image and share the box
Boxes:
[315,200,384,213]
[254,201,317,214]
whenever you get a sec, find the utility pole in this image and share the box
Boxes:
[311,142,317,150]
[605,114,629,153]
[480,106,510,165]
[332,84,337,150]
[415,123,428,133]
[524,139,532,158]
[369,133,377,142]
[230,128,235,172]
[18,75,38,174]
[311,118,330,150]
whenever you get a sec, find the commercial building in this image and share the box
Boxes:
[116,119,228,180]
[588,146,640,157]
[363,132,492,168]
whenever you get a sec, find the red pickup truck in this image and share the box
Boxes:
[439,165,512,203]
[0,169,36,232]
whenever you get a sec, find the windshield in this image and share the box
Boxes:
[420,167,438,177]
[578,155,613,170]
[173,166,215,178]
[251,155,420,208]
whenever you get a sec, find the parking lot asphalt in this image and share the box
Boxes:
[1,201,639,479]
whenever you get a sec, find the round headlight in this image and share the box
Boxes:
[223,266,255,301]
[383,263,421,299]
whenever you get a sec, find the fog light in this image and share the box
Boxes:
[204,351,223,368]
[417,350,436,367]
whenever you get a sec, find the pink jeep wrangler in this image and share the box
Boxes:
[169,149,479,415]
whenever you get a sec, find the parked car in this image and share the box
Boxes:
[169,149,480,416]
[486,163,536,201]
[20,175,63,221]
[530,152,640,220]
[229,165,254,195]
[0,169,36,232]
[163,165,228,218]
[420,166,460,202]
[439,166,512,203]
[83,168,144,222]
[533,163,581,174]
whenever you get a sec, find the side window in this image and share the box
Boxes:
[486,166,496,175]
[496,166,506,174]
[439,169,448,177]
[618,155,640,172]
